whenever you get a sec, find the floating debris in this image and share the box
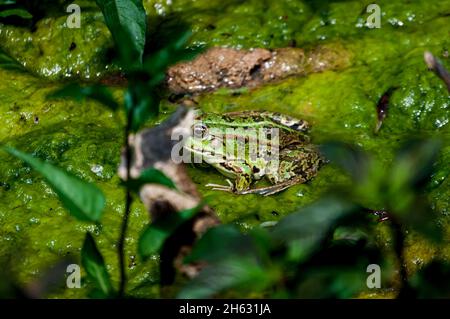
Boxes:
[375,87,396,133]
[424,51,450,92]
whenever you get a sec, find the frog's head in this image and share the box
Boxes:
[184,120,227,165]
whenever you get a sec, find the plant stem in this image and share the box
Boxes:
[391,218,412,298]
[118,112,134,298]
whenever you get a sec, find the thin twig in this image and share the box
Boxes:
[424,51,450,92]
[118,111,134,298]
[390,218,412,298]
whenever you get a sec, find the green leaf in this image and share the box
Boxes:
[389,139,442,194]
[81,233,115,297]
[320,141,369,181]
[177,257,274,299]
[271,197,359,262]
[293,240,384,298]
[123,168,176,192]
[95,0,147,68]
[410,260,450,298]
[4,147,105,222]
[0,8,32,18]
[138,205,201,258]
[49,84,119,111]
[124,82,159,132]
[385,139,443,241]
[0,50,25,71]
[184,225,251,264]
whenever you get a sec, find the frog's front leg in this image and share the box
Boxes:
[238,175,306,196]
[206,174,253,193]
[205,179,235,192]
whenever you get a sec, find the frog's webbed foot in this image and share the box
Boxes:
[205,176,301,196]
[236,183,290,196]
[205,179,235,193]
[238,176,306,196]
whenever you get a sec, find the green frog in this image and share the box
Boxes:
[183,111,323,196]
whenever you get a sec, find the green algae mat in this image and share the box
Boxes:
[0,0,449,298]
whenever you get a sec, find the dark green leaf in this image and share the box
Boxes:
[49,83,119,111]
[320,141,369,181]
[138,205,201,258]
[0,50,25,71]
[177,258,274,299]
[389,139,442,193]
[332,226,368,246]
[385,139,443,241]
[95,0,147,67]
[124,82,159,131]
[4,147,105,222]
[293,241,384,298]
[410,260,450,298]
[124,168,176,192]
[184,225,250,264]
[271,197,359,261]
[81,233,114,297]
[0,8,32,18]
[393,196,443,242]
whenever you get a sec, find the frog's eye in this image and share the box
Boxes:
[193,123,208,137]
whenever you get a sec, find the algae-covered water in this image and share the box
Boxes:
[0,0,449,298]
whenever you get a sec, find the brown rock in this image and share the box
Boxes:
[167,47,272,94]
[167,44,352,94]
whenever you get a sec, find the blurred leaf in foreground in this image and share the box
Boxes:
[126,28,202,131]
[95,0,147,68]
[138,205,202,259]
[410,260,450,298]
[81,233,115,298]
[0,8,31,18]
[184,225,263,264]
[123,167,177,193]
[271,197,360,262]
[320,141,370,182]
[177,257,275,299]
[292,234,384,298]
[0,50,25,71]
[124,83,160,132]
[387,138,442,210]
[320,139,443,242]
[3,147,105,222]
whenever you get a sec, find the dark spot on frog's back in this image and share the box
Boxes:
[272,113,309,132]
[289,121,309,132]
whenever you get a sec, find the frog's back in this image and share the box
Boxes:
[198,110,310,133]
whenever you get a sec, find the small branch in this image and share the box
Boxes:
[390,218,412,298]
[424,51,450,92]
[118,111,134,298]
